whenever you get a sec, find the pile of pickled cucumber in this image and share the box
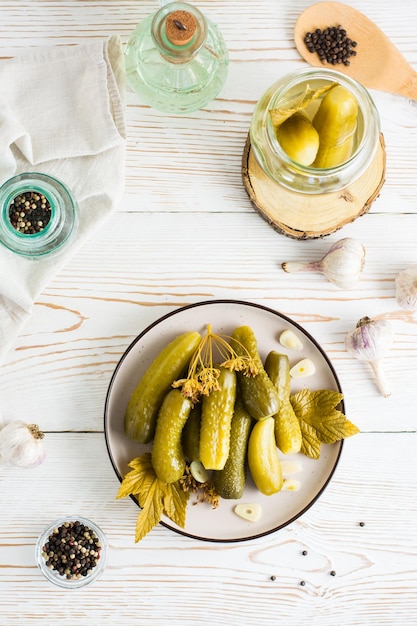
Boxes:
[124,325,306,505]
[271,82,359,168]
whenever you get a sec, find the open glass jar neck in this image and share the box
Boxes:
[151,2,207,63]
[250,68,381,195]
[0,172,78,258]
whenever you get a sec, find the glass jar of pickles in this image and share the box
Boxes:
[249,68,380,195]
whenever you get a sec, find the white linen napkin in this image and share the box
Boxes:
[0,36,126,364]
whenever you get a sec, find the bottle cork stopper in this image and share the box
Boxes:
[165,10,197,46]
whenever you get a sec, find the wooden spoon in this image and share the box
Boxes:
[294,2,417,100]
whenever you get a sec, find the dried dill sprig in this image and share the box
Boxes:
[179,464,220,509]
[173,324,258,404]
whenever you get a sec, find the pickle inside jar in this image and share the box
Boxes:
[312,84,359,168]
[275,112,319,166]
[272,82,360,170]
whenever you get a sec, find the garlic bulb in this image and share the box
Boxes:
[395,264,417,310]
[282,237,366,289]
[345,316,393,398]
[0,421,46,468]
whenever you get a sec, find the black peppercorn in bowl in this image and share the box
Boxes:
[35,516,108,589]
[0,172,78,258]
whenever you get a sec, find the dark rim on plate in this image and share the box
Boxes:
[104,299,344,543]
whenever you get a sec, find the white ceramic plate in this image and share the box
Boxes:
[104,300,344,542]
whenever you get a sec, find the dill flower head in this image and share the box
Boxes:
[173,324,258,404]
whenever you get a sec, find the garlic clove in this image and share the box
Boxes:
[279,329,303,351]
[290,358,316,378]
[190,460,210,484]
[395,264,417,311]
[234,503,262,522]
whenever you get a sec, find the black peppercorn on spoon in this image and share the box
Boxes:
[294,1,417,100]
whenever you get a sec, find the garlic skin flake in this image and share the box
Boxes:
[345,316,393,398]
[282,237,366,289]
[0,421,46,468]
[395,264,417,311]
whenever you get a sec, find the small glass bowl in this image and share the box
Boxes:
[0,172,78,258]
[35,516,108,589]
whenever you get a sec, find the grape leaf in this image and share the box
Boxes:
[134,477,165,543]
[291,388,360,459]
[299,419,321,460]
[269,83,336,126]
[163,481,189,528]
[116,453,154,502]
[116,452,190,543]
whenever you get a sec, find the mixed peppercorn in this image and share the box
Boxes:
[41,520,102,580]
[8,191,51,234]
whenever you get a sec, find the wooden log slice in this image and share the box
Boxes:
[242,133,386,239]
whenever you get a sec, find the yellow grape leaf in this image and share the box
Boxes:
[116,452,190,542]
[135,477,165,543]
[291,388,359,459]
[299,420,321,460]
[116,453,154,502]
[269,83,336,126]
[163,481,189,528]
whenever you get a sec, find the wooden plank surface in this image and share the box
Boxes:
[0,1,416,625]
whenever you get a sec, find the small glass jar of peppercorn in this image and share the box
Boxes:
[0,172,78,258]
[35,516,108,589]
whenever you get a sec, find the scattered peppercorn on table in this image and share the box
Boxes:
[0,1,417,625]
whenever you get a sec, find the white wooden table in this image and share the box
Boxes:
[1,1,417,624]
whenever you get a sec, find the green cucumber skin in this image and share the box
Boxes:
[213,396,253,499]
[264,350,302,455]
[182,405,202,462]
[124,331,201,443]
[151,389,192,483]
[199,367,237,471]
[232,326,280,420]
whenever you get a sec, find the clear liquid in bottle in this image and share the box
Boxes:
[125,2,229,114]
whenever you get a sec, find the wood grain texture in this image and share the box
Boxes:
[0,1,416,625]
[0,432,416,626]
[242,134,386,239]
[293,2,417,99]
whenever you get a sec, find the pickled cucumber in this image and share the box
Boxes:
[152,389,192,483]
[313,134,355,169]
[248,417,283,496]
[312,84,358,168]
[212,395,253,499]
[264,351,302,455]
[182,405,201,462]
[231,326,279,421]
[124,330,201,443]
[276,112,320,166]
[199,367,237,470]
